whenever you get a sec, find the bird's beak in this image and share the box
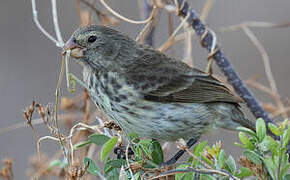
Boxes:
[62,37,85,58]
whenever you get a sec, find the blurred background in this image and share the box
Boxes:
[0,0,290,179]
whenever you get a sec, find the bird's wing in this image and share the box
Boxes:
[124,47,242,104]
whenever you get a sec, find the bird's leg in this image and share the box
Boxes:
[161,138,198,166]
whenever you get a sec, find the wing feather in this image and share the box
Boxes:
[125,47,242,104]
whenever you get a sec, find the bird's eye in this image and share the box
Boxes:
[88,35,97,43]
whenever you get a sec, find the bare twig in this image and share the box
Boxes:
[271,107,290,118]
[99,0,155,24]
[242,26,277,94]
[159,11,191,52]
[0,159,14,180]
[125,142,135,180]
[246,79,289,118]
[220,21,290,32]
[31,0,60,47]
[183,22,193,66]
[0,113,83,135]
[165,0,174,36]
[200,0,214,21]
[205,28,217,74]
[242,25,287,118]
[136,1,159,45]
[55,55,69,164]
[79,0,119,26]
[51,0,64,47]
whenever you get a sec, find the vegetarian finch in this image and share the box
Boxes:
[63,25,255,143]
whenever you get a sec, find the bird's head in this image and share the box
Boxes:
[63,25,138,71]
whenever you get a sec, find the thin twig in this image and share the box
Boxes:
[184,148,213,170]
[271,107,290,118]
[55,55,69,164]
[136,1,159,45]
[27,123,40,158]
[220,21,290,32]
[65,50,71,91]
[200,0,214,21]
[246,79,281,103]
[183,23,193,66]
[242,26,277,94]
[31,0,60,47]
[51,0,64,47]
[159,11,191,52]
[99,0,155,24]
[96,117,112,137]
[0,113,83,135]
[125,142,135,180]
[242,25,287,118]
[165,0,174,36]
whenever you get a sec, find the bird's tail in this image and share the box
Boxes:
[230,104,256,131]
[212,103,256,132]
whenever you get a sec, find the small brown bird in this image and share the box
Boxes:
[63,25,255,142]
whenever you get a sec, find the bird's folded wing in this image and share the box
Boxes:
[125,49,242,104]
[144,72,243,104]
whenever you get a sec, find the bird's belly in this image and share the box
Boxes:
[85,71,215,141]
[109,100,215,141]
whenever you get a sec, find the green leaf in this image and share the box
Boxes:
[225,155,236,174]
[187,156,193,163]
[281,153,289,171]
[236,127,257,139]
[234,142,245,149]
[135,145,142,158]
[244,150,262,165]
[133,172,141,180]
[83,157,100,176]
[259,136,277,153]
[48,160,67,170]
[193,141,207,157]
[128,132,140,142]
[269,123,283,136]
[239,132,255,150]
[139,139,152,146]
[73,140,91,149]
[236,167,252,178]
[149,140,164,165]
[201,154,215,167]
[283,126,290,148]
[284,174,290,180]
[104,162,114,176]
[218,149,226,169]
[101,136,118,161]
[107,168,120,180]
[263,157,276,180]
[256,118,266,142]
[280,164,290,179]
[140,144,151,158]
[89,134,110,145]
[105,159,126,168]
[281,119,288,131]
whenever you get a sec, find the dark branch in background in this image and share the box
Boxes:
[142,0,155,46]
